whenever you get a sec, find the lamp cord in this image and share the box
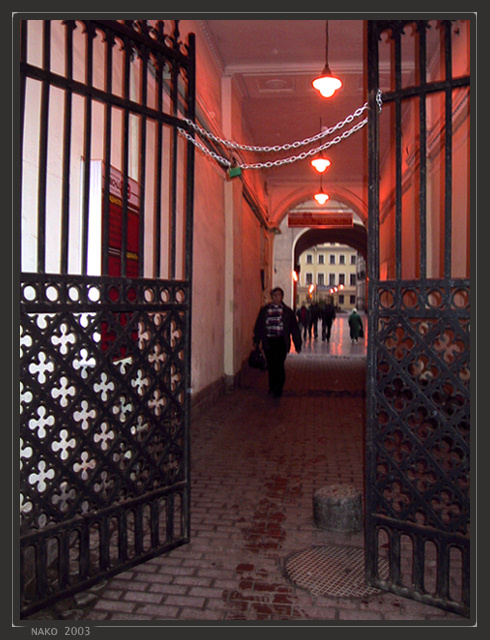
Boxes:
[325,20,329,67]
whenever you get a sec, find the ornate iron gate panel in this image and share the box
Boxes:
[365,20,471,617]
[18,19,196,616]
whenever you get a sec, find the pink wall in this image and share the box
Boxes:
[180,21,272,393]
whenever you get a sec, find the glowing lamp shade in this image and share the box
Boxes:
[312,69,342,98]
[311,157,331,173]
[313,21,342,99]
[314,190,329,205]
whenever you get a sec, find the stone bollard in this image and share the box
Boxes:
[313,484,362,532]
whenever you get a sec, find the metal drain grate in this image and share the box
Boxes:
[284,544,389,598]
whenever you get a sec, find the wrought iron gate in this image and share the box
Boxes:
[19,19,195,616]
[365,20,471,616]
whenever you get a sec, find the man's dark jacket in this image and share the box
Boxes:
[253,303,302,353]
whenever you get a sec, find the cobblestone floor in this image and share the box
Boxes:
[24,316,470,625]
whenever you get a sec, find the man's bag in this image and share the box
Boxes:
[248,346,267,370]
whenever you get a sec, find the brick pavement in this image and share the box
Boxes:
[26,318,469,624]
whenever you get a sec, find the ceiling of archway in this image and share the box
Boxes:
[200,19,367,188]
[290,197,364,223]
[293,225,367,264]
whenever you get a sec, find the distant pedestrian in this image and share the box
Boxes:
[322,302,336,342]
[348,308,364,343]
[297,304,310,341]
[253,287,302,397]
[309,303,320,339]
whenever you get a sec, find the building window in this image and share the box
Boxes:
[318,273,324,286]
[350,295,356,305]
[351,255,357,264]
[306,254,313,264]
[318,254,325,264]
[329,255,335,264]
[329,273,336,285]
[306,273,313,284]
[339,295,344,305]
[339,273,345,285]
[350,274,356,286]
[339,255,345,264]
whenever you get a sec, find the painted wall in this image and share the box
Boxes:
[164,21,273,393]
[189,152,227,395]
[235,199,264,366]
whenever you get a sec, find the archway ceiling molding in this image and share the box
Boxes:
[199,19,368,190]
[272,185,368,229]
[293,225,368,263]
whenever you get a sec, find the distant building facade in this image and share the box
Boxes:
[296,243,361,311]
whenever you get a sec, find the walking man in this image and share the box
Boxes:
[253,287,302,397]
[297,304,310,341]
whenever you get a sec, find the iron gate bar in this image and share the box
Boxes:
[169,20,182,281]
[60,21,76,275]
[102,26,114,278]
[138,44,149,278]
[170,59,179,280]
[382,76,470,102]
[19,19,27,256]
[81,23,95,276]
[418,21,428,281]
[444,21,454,280]
[120,33,131,278]
[37,20,50,274]
[154,46,164,278]
[20,62,189,130]
[394,23,402,281]
[182,32,196,540]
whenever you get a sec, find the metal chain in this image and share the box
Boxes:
[178,118,368,169]
[177,128,234,167]
[240,118,368,169]
[181,102,369,153]
[177,90,382,170]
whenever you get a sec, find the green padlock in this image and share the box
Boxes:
[228,166,242,179]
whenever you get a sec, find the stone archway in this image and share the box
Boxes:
[293,225,367,267]
[272,195,367,309]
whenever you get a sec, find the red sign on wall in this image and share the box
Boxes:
[106,166,140,277]
[288,212,353,228]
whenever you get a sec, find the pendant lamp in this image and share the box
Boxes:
[311,156,331,173]
[314,189,329,206]
[312,21,342,98]
[314,172,329,205]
